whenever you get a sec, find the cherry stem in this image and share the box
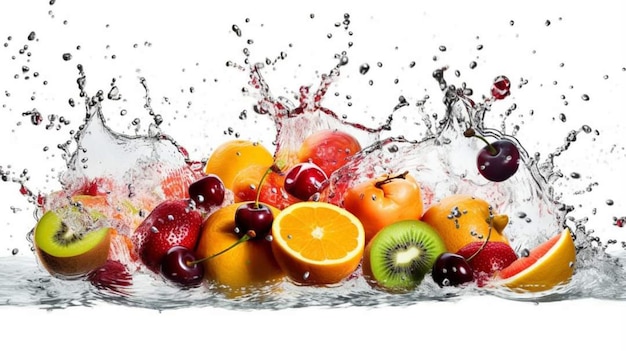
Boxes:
[189,233,253,265]
[464,128,497,156]
[254,166,275,208]
[375,171,409,188]
[466,215,493,262]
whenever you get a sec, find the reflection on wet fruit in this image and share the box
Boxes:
[204,140,274,190]
[195,202,285,297]
[421,194,509,253]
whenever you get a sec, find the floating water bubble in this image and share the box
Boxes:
[359,63,370,75]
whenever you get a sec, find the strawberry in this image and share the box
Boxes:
[133,199,203,272]
[456,241,518,287]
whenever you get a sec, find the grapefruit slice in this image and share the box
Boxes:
[495,227,576,292]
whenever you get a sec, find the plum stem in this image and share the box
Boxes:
[375,171,410,188]
[189,233,253,265]
[464,128,497,156]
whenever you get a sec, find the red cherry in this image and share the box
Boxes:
[234,202,274,239]
[431,253,474,287]
[465,128,521,182]
[477,140,520,182]
[491,75,511,100]
[284,162,329,201]
[188,174,225,211]
[160,246,204,287]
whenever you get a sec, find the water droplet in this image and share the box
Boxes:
[338,55,349,66]
[545,20,551,26]
[581,94,590,101]
[27,31,36,41]
[570,172,581,179]
[469,61,477,69]
[62,53,72,61]
[606,199,614,206]
[359,63,370,75]
[107,86,120,100]
[439,45,447,52]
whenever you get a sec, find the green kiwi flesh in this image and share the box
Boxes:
[363,219,446,291]
[34,209,112,278]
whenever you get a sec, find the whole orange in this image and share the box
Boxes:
[195,202,285,297]
[420,194,509,253]
[204,140,274,190]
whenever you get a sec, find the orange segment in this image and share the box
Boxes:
[204,140,274,190]
[495,228,576,292]
[271,201,365,285]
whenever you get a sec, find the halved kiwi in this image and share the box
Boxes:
[34,207,113,279]
[362,219,446,292]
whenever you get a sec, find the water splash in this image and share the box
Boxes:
[1,5,625,310]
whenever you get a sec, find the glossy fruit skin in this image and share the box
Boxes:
[362,220,446,292]
[477,140,520,182]
[431,253,474,287]
[420,194,510,254]
[204,140,274,190]
[160,246,204,287]
[456,241,518,287]
[133,199,203,273]
[491,75,511,100]
[232,164,300,210]
[195,202,285,297]
[283,162,329,201]
[343,173,423,244]
[234,202,274,239]
[297,129,361,176]
[188,174,226,211]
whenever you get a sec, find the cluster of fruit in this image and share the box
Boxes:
[32,127,577,297]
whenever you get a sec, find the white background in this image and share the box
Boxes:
[1,0,625,349]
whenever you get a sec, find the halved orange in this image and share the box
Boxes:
[271,201,365,285]
[494,227,576,292]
